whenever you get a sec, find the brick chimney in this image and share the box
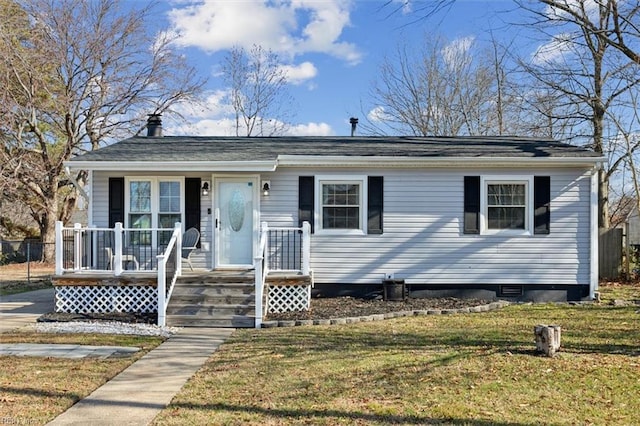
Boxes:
[146,114,162,137]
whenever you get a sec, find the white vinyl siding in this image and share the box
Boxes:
[261,167,591,286]
[92,166,592,285]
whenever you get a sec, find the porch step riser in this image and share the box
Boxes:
[166,305,255,316]
[171,286,254,297]
[177,276,254,285]
[167,316,255,328]
[167,277,256,328]
[170,295,255,305]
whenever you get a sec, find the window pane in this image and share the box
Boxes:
[488,207,525,229]
[323,207,360,229]
[129,214,151,245]
[130,213,151,229]
[322,184,360,206]
[487,182,527,230]
[158,214,181,245]
[159,181,180,213]
[130,181,151,212]
[321,182,361,230]
[488,184,525,206]
[158,214,181,229]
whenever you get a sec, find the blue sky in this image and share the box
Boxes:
[145,1,538,137]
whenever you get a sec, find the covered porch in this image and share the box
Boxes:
[53,221,312,327]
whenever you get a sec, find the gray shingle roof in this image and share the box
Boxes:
[70,135,601,163]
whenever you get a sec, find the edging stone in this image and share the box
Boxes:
[261,300,510,328]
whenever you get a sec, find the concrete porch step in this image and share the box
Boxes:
[166,304,255,316]
[167,315,255,328]
[166,271,256,328]
[169,293,254,305]
[171,283,254,297]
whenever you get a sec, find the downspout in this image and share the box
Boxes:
[590,164,600,300]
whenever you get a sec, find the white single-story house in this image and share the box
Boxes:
[55,116,603,327]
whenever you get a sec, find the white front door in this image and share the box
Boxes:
[215,177,256,268]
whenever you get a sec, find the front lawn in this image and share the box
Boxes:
[0,332,164,425]
[155,291,640,425]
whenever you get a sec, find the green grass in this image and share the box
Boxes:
[155,289,640,425]
[0,332,164,425]
[0,279,52,296]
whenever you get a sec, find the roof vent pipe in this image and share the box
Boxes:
[146,114,162,137]
[350,117,358,137]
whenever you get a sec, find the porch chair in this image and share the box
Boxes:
[181,227,200,271]
[103,231,139,271]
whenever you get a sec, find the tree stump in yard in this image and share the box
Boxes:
[534,324,561,357]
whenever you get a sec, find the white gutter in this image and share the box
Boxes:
[66,160,278,172]
[276,155,606,168]
[66,155,605,171]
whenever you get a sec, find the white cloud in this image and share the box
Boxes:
[544,0,601,21]
[167,118,238,136]
[392,0,412,15]
[441,36,475,69]
[278,62,318,85]
[163,90,237,135]
[166,0,361,65]
[367,106,389,123]
[286,122,334,136]
[531,32,575,65]
[171,90,233,119]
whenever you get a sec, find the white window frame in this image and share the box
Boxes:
[480,175,533,236]
[125,177,185,245]
[315,175,367,235]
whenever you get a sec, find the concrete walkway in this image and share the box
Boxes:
[1,290,235,425]
[47,327,235,426]
[0,343,140,359]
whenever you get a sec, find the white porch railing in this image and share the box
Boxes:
[254,221,311,328]
[55,221,179,275]
[157,225,182,327]
[54,221,184,326]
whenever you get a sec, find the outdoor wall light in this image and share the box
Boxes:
[262,181,271,196]
[201,181,210,196]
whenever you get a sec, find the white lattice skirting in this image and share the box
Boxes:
[55,286,158,314]
[267,284,311,313]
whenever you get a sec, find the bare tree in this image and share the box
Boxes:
[379,0,456,27]
[362,34,535,137]
[0,0,206,261]
[539,1,640,64]
[221,45,294,136]
[516,0,640,228]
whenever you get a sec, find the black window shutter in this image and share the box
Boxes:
[368,176,384,234]
[464,176,480,234]
[298,176,314,233]
[185,178,202,247]
[108,177,125,227]
[534,176,551,235]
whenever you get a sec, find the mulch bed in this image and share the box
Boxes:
[266,296,492,321]
[37,297,491,325]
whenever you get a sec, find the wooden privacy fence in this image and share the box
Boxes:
[599,228,622,280]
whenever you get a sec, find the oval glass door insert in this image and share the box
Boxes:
[228,189,245,231]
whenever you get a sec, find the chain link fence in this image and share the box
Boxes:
[0,239,55,283]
